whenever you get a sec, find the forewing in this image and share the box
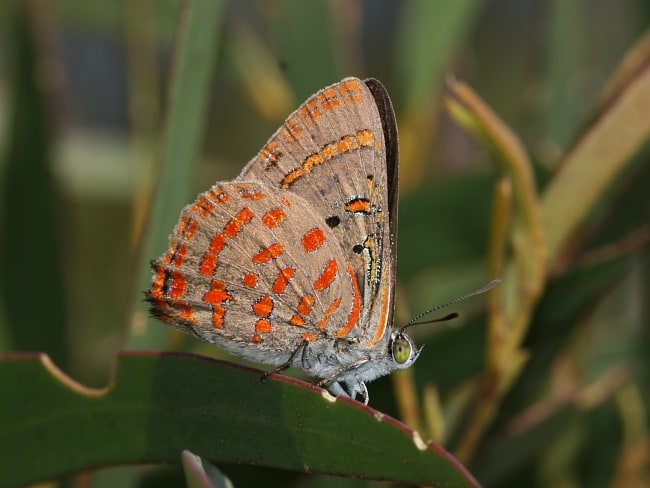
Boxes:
[238,77,399,344]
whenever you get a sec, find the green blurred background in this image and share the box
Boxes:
[0,0,648,487]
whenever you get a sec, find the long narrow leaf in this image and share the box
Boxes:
[128,0,225,349]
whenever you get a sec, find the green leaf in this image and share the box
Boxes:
[398,173,494,280]
[0,352,480,488]
[393,0,483,188]
[129,0,226,349]
[471,404,580,485]
[396,0,482,112]
[0,0,68,366]
[272,0,344,99]
[541,51,650,265]
[466,255,633,480]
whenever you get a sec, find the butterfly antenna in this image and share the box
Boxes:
[402,279,501,330]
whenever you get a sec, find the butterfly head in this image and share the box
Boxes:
[329,280,501,404]
[329,328,422,404]
[388,329,422,370]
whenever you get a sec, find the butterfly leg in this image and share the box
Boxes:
[261,339,308,382]
[315,358,370,388]
[354,382,369,406]
[316,358,371,404]
[320,378,369,405]
[324,381,350,398]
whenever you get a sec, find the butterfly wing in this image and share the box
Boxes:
[147,77,399,371]
[238,77,399,346]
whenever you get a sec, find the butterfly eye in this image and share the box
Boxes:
[392,336,412,364]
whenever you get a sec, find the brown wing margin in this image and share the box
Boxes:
[363,77,400,329]
[363,78,399,241]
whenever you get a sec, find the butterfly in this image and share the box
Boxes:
[147,77,419,405]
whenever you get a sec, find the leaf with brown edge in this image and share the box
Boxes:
[0,351,480,488]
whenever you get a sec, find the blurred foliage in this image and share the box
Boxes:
[0,0,648,487]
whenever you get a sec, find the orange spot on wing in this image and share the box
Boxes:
[323,99,340,110]
[320,88,341,111]
[206,188,230,204]
[209,233,226,254]
[290,314,306,326]
[184,219,199,240]
[177,216,199,240]
[239,202,258,215]
[345,198,371,215]
[262,208,286,228]
[321,143,337,159]
[212,306,226,329]
[170,243,187,267]
[253,295,274,317]
[300,100,322,122]
[200,253,217,276]
[337,135,358,153]
[318,298,342,329]
[281,168,304,189]
[191,197,214,217]
[298,295,316,316]
[200,232,225,276]
[163,242,178,265]
[284,118,303,143]
[253,334,263,343]
[176,301,197,323]
[252,243,285,264]
[240,190,266,200]
[336,264,361,338]
[259,142,282,168]
[224,208,254,237]
[340,79,363,102]
[203,281,233,330]
[272,267,295,294]
[177,216,191,234]
[150,266,166,297]
[255,319,273,333]
[325,298,342,315]
[304,153,325,170]
[302,228,327,253]
[371,284,391,344]
[203,280,234,305]
[301,333,316,342]
[357,129,374,146]
[243,273,259,288]
[314,259,338,291]
[168,271,188,299]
